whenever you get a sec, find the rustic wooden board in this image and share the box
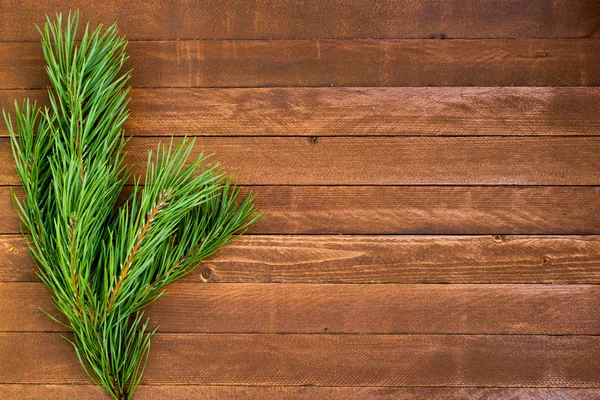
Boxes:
[2,0,599,396]
[3,87,600,136]
[1,39,599,89]
[4,234,600,284]
[4,282,600,334]
[2,0,598,41]
[3,186,600,235]
[2,385,600,400]
[2,333,599,386]
[1,137,600,185]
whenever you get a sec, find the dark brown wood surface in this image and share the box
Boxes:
[1,0,599,398]
[3,186,600,235]
[2,333,600,386]
[1,39,599,89]
[3,282,600,334]
[3,385,600,400]
[3,87,600,137]
[1,137,600,185]
[2,0,598,40]
[4,234,600,284]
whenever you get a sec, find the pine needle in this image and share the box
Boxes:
[4,11,262,400]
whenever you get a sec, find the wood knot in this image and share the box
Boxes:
[200,267,213,281]
[493,235,505,243]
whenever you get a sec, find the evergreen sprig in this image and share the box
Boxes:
[4,12,262,400]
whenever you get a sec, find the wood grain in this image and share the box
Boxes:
[1,39,599,89]
[2,385,600,400]
[2,0,598,41]
[2,0,599,395]
[3,87,600,136]
[4,282,600,334]
[4,234,600,284]
[2,137,600,185]
[3,186,600,235]
[2,333,599,386]
[246,185,600,234]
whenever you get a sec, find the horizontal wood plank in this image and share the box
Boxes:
[1,137,600,185]
[3,87,600,136]
[4,234,600,284]
[2,186,600,235]
[4,282,600,334]
[1,0,598,40]
[1,39,599,89]
[1,333,599,386]
[2,385,600,400]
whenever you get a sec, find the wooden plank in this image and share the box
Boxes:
[1,0,598,40]
[3,87,600,137]
[4,282,600,334]
[2,186,600,235]
[1,333,599,386]
[2,385,600,400]
[1,39,599,89]
[4,234,600,284]
[2,137,600,185]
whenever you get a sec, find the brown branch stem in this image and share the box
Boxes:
[69,212,85,321]
[106,192,167,313]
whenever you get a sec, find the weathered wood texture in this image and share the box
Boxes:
[1,39,599,89]
[4,282,600,334]
[3,87,600,136]
[2,0,598,40]
[3,235,600,284]
[2,0,600,396]
[2,385,600,400]
[2,333,600,386]
[1,137,600,185]
[3,186,600,235]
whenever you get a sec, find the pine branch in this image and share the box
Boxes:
[106,189,168,313]
[4,11,262,400]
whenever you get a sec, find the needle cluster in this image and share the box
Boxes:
[4,12,261,400]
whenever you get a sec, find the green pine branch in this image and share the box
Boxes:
[4,11,262,400]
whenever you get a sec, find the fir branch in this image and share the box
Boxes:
[4,11,262,400]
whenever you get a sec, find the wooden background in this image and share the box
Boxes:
[1,1,600,399]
